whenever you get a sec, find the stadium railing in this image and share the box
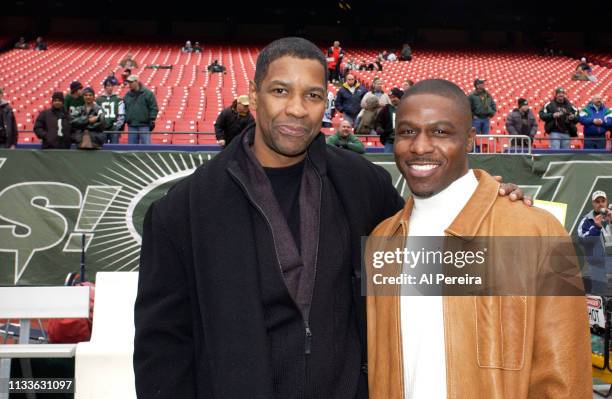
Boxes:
[471,134,532,155]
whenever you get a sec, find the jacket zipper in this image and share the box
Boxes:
[228,166,320,355]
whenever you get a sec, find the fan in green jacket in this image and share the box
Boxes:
[326,120,365,154]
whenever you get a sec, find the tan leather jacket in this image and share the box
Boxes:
[366,169,591,399]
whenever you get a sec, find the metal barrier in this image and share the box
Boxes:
[471,134,532,155]
[533,136,610,151]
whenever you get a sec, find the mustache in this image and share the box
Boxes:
[273,120,310,131]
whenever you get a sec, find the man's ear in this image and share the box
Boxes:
[248,80,258,112]
[465,127,476,152]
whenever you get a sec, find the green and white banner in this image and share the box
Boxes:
[1,150,611,285]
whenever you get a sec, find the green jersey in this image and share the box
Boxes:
[96,94,125,131]
[64,94,84,117]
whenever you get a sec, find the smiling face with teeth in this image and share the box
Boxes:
[394,91,475,198]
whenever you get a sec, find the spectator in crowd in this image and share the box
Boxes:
[577,57,597,82]
[539,87,578,150]
[505,98,537,148]
[34,36,47,51]
[207,59,226,73]
[181,41,193,53]
[193,42,202,53]
[97,81,126,144]
[578,190,612,294]
[380,51,389,61]
[120,53,138,69]
[14,37,28,49]
[0,88,18,149]
[121,68,132,86]
[124,75,158,145]
[103,71,119,87]
[65,81,84,117]
[387,52,397,62]
[33,92,72,149]
[361,77,391,109]
[345,58,358,71]
[375,87,403,153]
[468,79,497,140]
[578,57,592,73]
[214,94,254,147]
[355,95,380,135]
[322,90,335,128]
[401,79,414,94]
[334,73,367,127]
[358,59,368,71]
[326,120,365,154]
[374,57,383,72]
[399,43,412,61]
[343,58,358,78]
[326,40,344,83]
[71,87,106,150]
[579,94,611,150]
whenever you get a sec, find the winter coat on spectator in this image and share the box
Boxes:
[468,90,497,118]
[579,102,612,138]
[505,108,537,138]
[70,102,106,148]
[539,100,579,137]
[335,82,367,120]
[34,107,72,149]
[355,96,380,135]
[124,84,159,127]
[0,100,18,148]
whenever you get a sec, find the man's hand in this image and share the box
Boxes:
[553,112,563,118]
[9,145,16,150]
[594,214,604,228]
[149,120,155,131]
[88,116,98,124]
[594,119,603,126]
[494,175,532,206]
[216,139,225,147]
[568,114,576,120]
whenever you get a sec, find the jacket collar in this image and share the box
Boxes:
[342,82,360,90]
[388,169,499,239]
[587,102,606,112]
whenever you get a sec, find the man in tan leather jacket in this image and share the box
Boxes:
[366,79,591,398]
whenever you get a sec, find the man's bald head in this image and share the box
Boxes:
[401,79,472,132]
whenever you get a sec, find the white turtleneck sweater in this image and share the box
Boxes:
[401,170,479,399]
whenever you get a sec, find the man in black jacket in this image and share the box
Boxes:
[134,37,527,399]
[70,87,106,149]
[375,87,404,153]
[539,87,578,150]
[34,92,72,149]
[505,98,537,150]
[214,95,254,147]
[0,88,18,149]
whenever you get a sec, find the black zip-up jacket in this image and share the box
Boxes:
[213,106,255,145]
[34,107,72,149]
[539,99,579,137]
[134,126,404,398]
[0,101,18,148]
[375,104,396,145]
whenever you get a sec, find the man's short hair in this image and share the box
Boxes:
[254,37,328,89]
[402,79,473,124]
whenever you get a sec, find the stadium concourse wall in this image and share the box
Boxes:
[0,149,611,286]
